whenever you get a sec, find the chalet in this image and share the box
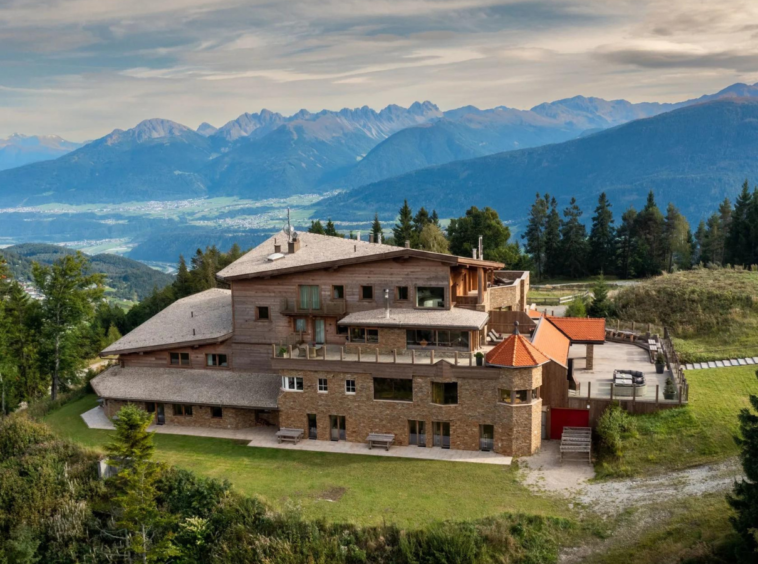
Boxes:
[92,229,604,456]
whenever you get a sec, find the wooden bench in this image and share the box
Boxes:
[276,428,304,444]
[367,433,395,451]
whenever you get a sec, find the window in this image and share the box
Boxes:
[349,328,379,343]
[146,402,156,413]
[499,389,535,404]
[295,318,307,332]
[360,285,373,300]
[416,287,445,308]
[336,324,348,335]
[532,388,539,401]
[173,404,193,417]
[373,377,413,402]
[396,286,409,301]
[514,390,529,404]
[367,329,379,343]
[318,378,328,392]
[169,352,190,366]
[206,353,228,367]
[307,414,318,439]
[431,382,458,405]
[479,425,494,451]
[299,285,320,310]
[256,306,269,320]
[211,406,223,419]
[345,379,356,394]
[282,376,304,391]
[332,285,345,299]
[499,389,513,404]
[406,330,469,349]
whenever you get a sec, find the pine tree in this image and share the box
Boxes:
[33,253,104,400]
[413,207,430,235]
[522,193,548,280]
[544,197,561,278]
[559,198,589,279]
[106,404,178,562]
[662,203,691,272]
[694,220,708,265]
[633,191,665,276]
[430,210,440,227]
[324,219,342,238]
[588,274,614,318]
[616,207,638,279]
[589,192,615,275]
[726,181,753,266]
[370,213,383,243]
[308,220,326,235]
[174,255,192,298]
[728,370,758,550]
[393,200,415,247]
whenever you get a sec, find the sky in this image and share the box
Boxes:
[1,0,758,140]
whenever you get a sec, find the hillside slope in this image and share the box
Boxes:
[320,99,758,222]
[0,134,82,171]
[1,243,174,301]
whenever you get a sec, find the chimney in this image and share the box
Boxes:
[478,236,483,260]
[369,233,374,243]
[472,248,477,260]
[274,238,281,253]
[288,234,300,254]
[384,288,390,319]
[404,240,410,248]
[513,321,520,335]
[377,233,382,244]
[356,231,361,242]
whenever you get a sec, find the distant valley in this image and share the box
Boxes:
[1,82,758,262]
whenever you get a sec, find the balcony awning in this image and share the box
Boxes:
[338,308,489,331]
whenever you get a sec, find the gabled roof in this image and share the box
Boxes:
[486,333,550,368]
[101,288,232,356]
[92,366,280,409]
[338,307,489,330]
[547,316,606,343]
[216,230,503,281]
[530,317,571,368]
[526,309,544,319]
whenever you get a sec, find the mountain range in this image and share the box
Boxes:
[1,82,758,214]
[0,134,82,171]
[320,98,758,223]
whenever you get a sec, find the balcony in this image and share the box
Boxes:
[279,297,346,316]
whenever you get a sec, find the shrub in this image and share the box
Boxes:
[565,297,587,318]
[596,404,637,459]
[0,413,55,458]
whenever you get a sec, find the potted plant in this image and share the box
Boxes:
[663,377,676,400]
[475,352,485,366]
[655,352,665,374]
[278,345,288,358]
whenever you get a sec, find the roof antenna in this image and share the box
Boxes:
[513,321,520,335]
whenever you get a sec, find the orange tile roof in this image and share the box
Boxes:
[547,316,606,343]
[531,318,571,367]
[486,333,550,368]
[527,309,544,319]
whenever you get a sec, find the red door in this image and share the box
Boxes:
[550,408,589,440]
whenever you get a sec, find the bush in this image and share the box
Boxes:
[596,405,637,459]
[565,297,587,318]
[0,413,55,458]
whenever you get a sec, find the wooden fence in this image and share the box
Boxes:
[488,310,537,335]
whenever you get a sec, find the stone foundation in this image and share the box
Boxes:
[103,399,276,430]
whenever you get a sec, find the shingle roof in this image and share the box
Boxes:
[216,230,502,280]
[530,317,571,368]
[486,333,550,367]
[102,289,232,355]
[547,316,606,343]
[91,366,281,409]
[338,307,489,330]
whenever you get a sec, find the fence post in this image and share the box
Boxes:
[393,349,397,363]
[271,344,276,358]
[632,382,636,404]
[655,385,659,405]
[288,345,292,358]
[306,346,310,360]
[340,347,344,361]
[610,383,614,401]
[430,350,435,364]
[357,347,361,362]
[412,350,415,364]
[455,351,459,366]
[679,386,683,405]
[375,349,379,363]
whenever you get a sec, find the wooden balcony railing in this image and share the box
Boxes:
[279,298,346,316]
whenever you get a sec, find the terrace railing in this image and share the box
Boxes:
[271,343,487,367]
[279,298,346,316]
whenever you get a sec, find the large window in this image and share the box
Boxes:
[349,328,379,343]
[406,330,469,348]
[172,404,193,417]
[299,285,320,310]
[431,382,458,405]
[169,352,190,366]
[373,377,413,402]
[206,353,228,367]
[416,287,445,308]
[282,376,304,391]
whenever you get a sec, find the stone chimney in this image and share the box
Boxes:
[369,234,374,243]
[288,235,300,254]
[274,238,281,254]
[405,240,410,248]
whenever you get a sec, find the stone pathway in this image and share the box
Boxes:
[81,406,512,465]
[684,357,758,370]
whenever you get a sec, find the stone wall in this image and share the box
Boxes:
[488,284,522,312]
[277,365,542,456]
[103,399,274,429]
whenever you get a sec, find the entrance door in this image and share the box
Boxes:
[330,415,346,441]
[409,420,426,447]
[479,424,494,451]
[156,403,165,425]
[314,319,325,344]
[307,414,318,440]
[433,421,450,448]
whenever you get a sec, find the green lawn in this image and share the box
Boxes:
[597,365,758,478]
[45,395,572,527]
[674,320,758,364]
